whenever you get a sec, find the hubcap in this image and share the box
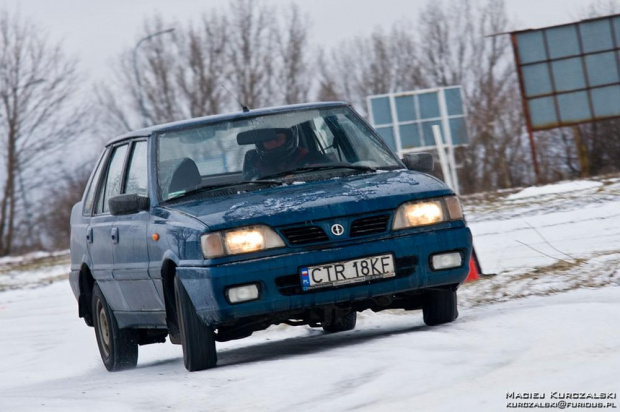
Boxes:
[96,300,111,357]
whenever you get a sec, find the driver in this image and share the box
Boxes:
[243,128,325,179]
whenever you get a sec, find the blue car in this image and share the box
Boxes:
[69,102,472,372]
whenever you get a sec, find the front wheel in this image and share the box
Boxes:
[92,283,138,371]
[422,288,458,326]
[322,311,357,333]
[174,276,217,372]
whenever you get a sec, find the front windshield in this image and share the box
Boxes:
[156,106,402,201]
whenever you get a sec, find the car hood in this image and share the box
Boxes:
[165,170,452,230]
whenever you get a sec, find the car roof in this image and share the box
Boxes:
[106,101,350,147]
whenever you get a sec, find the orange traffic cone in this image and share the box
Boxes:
[465,249,481,282]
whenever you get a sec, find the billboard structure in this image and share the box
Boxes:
[367,86,468,194]
[510,13,620,179]
[367,86,468,153]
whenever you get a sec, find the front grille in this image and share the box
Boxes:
[281,226,329,245]
[275,256,417,296]
[350,214,390,237]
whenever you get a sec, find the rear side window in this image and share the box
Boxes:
[96,144,128,214]
[83,151,108,215]
[124,141,148,197]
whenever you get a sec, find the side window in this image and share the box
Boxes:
[96,144,128,214]
[124,141,148,197]
[83,151,108,214]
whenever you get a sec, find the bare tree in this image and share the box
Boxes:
[318,0,533,192]
[96,15,182,134]
[318,24,424,112]
[316,54,345,102]
[226,0,277,109]
[389,22,428,93]
[413,0,534,192]
[97,1,313,134]
[459,0,530,191]
[276,3,312,104]
[37,163,92,251]
[417,0,475,87]
[0,8,84,255]
[139,16,183,125]
[177,11,229,118]
[96,11,232,136]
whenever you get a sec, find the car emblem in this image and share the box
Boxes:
[331,224,345,236]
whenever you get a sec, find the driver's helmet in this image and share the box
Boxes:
[256,128,299,162]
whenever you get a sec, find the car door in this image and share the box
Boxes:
[89,143,129,311]
[73,150,107,268]
[112,139,164,313]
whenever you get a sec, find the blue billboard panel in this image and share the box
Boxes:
[367,86,468,154]
[528,97,558,129]
[585,52,619,86]
[591,86,620,118]
[513,14,620,130]
[557,91,591,123]
[395,95,416,122]
[370,97,392,125]
[523,64,553,97]
[418,92,441,119]
[580,19,614,53]
[449,118,468,145]
[444,88,464,116]
[551,58,586,92]
[375,127,396,151]
[399,124,422,148]
[517,31,546,64]
[546,25,580,59]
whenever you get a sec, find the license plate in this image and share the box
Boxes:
[300,254,395,291]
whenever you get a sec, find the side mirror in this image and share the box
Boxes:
[402,153,434,173]
[109,194,150,216]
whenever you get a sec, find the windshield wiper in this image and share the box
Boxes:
[167,180,282,200]
[259,164,376,180]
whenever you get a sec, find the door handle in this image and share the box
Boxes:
[86,227,93,244]
[111,227,119,244]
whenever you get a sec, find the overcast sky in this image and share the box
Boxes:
[0,0,600,85]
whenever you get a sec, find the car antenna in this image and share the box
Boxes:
[221,84,250,113]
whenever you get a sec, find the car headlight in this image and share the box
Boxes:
[201,225,285,258]
[392,196,463,230]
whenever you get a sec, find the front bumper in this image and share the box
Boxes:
[176,226,472,326]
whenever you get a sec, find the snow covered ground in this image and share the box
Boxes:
[468,175,620,275]
[0,176,619,411]
[0,251,69,292]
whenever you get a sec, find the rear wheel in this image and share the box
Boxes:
[322,311,357,333]
[92,283,138,371]
[423,288,458,326]
[174,276,217,372]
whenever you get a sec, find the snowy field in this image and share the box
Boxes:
[1,176,619,411]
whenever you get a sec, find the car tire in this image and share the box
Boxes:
[174,276,217,372]
[92,283,138,371]
[322,311,357,333]
[423,288,458,326]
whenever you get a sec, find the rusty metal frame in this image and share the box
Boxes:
[510,14,620,181]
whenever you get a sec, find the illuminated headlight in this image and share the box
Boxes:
[226,284,260,304]
[201,225,285,258]
[392,196,463,230]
